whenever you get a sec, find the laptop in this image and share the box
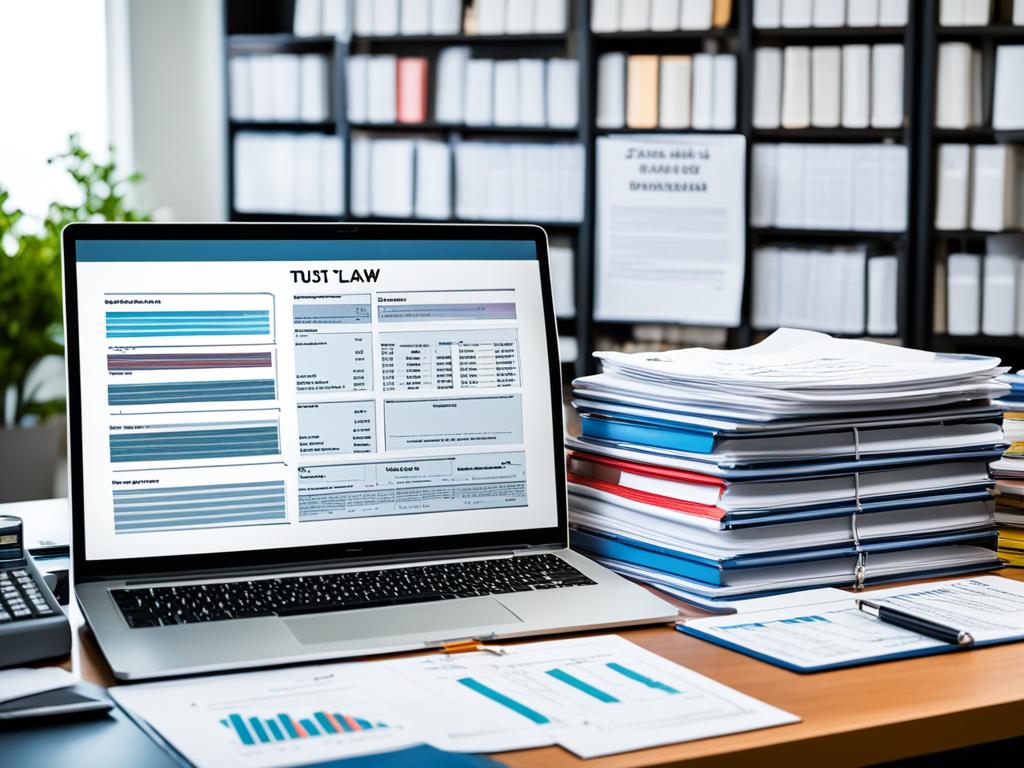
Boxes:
[62,222,678,680]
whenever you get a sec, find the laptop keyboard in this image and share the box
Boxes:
[111,554,595,629]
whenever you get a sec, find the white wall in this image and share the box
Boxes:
[124,0,227,221]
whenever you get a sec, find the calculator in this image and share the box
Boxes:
[0,515,71,667]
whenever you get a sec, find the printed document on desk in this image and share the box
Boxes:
[681,576,1024,671]
[111,635,798,764]
[594,134,746,325]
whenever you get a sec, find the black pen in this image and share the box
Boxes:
[856,599,975,647]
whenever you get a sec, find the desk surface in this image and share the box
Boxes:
[61,569,1024,768]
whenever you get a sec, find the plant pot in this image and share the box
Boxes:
[0,419,65,503]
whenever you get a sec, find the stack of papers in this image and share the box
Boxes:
[993,374,1024,564]
[567,329,1009,611]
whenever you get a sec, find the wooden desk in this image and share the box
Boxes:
[66,572,1024,768]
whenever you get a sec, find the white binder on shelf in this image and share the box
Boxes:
[414,140,452,221]
[366,55,397,123]
[947,252,982,336]
[781,0,813,27]
[867,255,899,337]
[812,0,845,27]
[691,53,715,130]
[547,59,579,128]
[753,48,782,129]
[660,56,693,129]
[712,54,737,130]
[841,45,871,129]
[935,144,972,231]
[810,46,841,128]
[597,53,627,129]
[982,238,1021,337]
[464,58,496,126]
[871,45,904,129]
[782,46,811,129]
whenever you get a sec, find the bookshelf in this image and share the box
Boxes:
[916,0,1024,367]
[222,0,1024,379]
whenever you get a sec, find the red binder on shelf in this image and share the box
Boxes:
[397,56,428,123]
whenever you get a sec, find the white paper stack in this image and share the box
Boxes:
[566,329,1007,609]
[233,133,344,216]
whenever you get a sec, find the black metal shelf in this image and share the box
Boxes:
[227,33,338,52]
[933,229,1024,238]
[348,122,580,137]
[935,25,1024,40]
[352,33,570,45]
[751,26,907,42]
[932,127,1024,143]
[229,120,337,133]
[592,27,735,41]
[230,212,343,222]
[752,127,906,141]
[752,228,907,240]
[347,215,582,229]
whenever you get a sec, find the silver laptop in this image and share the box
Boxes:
[62,222,677,680]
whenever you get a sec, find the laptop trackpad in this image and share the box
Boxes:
[285,598,521,646]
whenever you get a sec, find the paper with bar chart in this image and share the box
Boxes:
[111,635,798,763]
[111,665,420,767]
[384,634,799,757]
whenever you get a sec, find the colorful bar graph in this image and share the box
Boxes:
[105,310,271,338]
[457,677,550,724]
[546,668,619,703]
[221,709,388,746]
[606,662,679,694]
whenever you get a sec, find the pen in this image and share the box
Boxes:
[856,599,975,647]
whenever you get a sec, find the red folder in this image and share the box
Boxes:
[397,57,428,123]
[567,451,727,489]
[567,472,727,521]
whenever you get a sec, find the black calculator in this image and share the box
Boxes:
[0,516,71,667]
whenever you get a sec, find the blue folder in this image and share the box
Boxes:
[570,526,999,587]
[569,433,1005,477]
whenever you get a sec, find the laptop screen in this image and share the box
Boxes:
[69,234,561,564]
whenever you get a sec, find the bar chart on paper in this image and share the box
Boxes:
[221,709,390,746]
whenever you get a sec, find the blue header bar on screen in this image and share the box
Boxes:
[76,239,537,262]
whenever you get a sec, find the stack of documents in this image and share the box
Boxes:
[566,328,1009,611]
[994,374,1024,564]
[233,133,344,216]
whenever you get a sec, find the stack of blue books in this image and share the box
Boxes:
[567,329,1010,611]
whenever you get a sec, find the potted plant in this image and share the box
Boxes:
[0,135,148,502]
